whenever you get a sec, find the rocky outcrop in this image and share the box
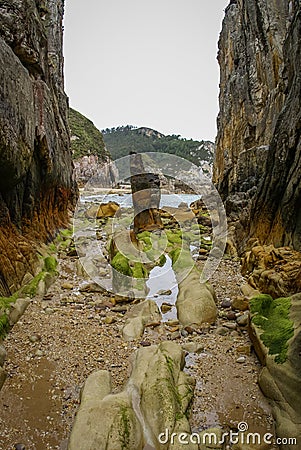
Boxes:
[0,0,76,295]
[249,293,301,449]
[242,245,301,297]
[176,268,217,327]
[214,0,301,253]
[130,153,163,234]
[68,342,196,450]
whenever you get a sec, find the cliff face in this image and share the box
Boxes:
[0,0,76,295]
[214,0,301,253]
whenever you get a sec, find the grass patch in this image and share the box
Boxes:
[250,294,294,363]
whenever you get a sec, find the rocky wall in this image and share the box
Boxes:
[0,0,76,295]
[214,0,301,253]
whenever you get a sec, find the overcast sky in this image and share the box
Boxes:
[63,1,228,142]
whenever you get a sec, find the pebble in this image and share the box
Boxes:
[140,341,151,347]
[0,345,7,366]
[226,311,237,321]
[236,313,249,327]
[215,326,228,336]
[104,316,116,325]
[237,345,252,356]
[28,335,41,343]
[35,350,44,357]
[224,322,237,330]
[232,296,249,311]
[61,282,74,290]
[169,331,181,340]
[182,342,204,354]
[157,289,172,296]
[221,299,232,309]
[236,356,247,364]
[44,308,54,314]
[14,444,26,450]
[161,303,173,313]
[111,306,127,313]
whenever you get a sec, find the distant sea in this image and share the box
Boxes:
[82,193,201,208]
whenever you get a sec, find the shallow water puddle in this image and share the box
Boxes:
[0,359,64,449]
[146,255,178,321]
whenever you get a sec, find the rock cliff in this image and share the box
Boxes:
[214,0,301,254]
[69,107,118,187]
[0,0,76,295]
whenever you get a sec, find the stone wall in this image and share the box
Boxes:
[0,0,76,295]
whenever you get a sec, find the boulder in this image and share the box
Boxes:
[8,298,31,326]
[68,342,197,450]
[122,300,161,341]
[0,345,6,366]
[97,202,120,218]
[176,268,217,327]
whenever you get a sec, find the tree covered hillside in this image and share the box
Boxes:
[102,125,214,167]
[69,108,110,161]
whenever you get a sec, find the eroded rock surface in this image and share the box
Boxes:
[0,0,76,295]
[68,342,196,450]
[250,293,301,449]
[214,0,301,253]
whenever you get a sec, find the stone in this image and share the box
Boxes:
[97,202,120,219]
[14,445,26,450]
[231,296,249,311]
[9,298,31,326]
[215,326,228,336]
[236,345,251,356]
[226,311,237,320]
[28,335,40,344]
[236,357,246,364]
[169,331,181,340]
[251,293,301,446]
[176,268,217,327]
[240,283,261,300]
[68,343,197,450]
[236,313,249,327]
[157,289,172,296]
[224,322,237,330]
[0,345,6,366]
[104,316,116,325]
[0,367,6,390]
[122,300,161,341]
[242,245,301,298]
[221,299,232,308]
[0,1,76,296]
[182,342,204,354]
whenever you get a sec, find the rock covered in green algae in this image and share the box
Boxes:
[68,342,196,450]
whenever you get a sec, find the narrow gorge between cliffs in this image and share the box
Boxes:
[0,0,301,449]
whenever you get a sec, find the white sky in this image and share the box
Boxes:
[63,1,228,142]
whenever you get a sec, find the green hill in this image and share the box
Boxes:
[69,108,110,161]
[102,125,214,167]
